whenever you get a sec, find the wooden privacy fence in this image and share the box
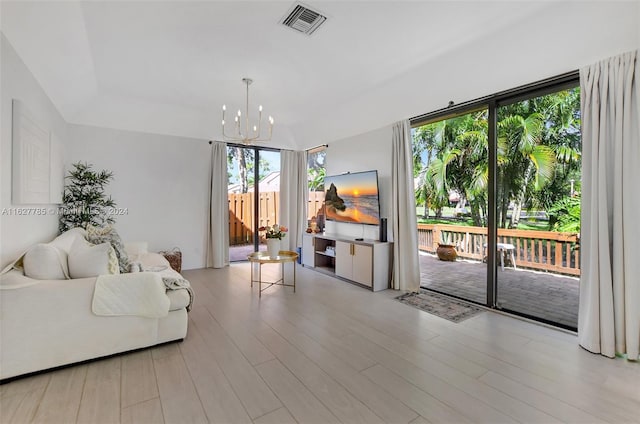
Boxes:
[228,191,326,245]
[417,223,580,276]
[228,192,279,245]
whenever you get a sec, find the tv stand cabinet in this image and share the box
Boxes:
[302,233,392,291]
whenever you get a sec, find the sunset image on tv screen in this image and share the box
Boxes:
[324,171,380,225]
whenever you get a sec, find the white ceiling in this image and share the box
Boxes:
[1,1,639,149]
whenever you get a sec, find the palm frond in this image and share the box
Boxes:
[529,145,556,189]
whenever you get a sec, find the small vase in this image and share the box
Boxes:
[266,238,280,258]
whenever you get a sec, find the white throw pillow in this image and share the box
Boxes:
[50,227,88,255]
[86,225,130,273]
[23,243,69,280]
[68,238,119,279]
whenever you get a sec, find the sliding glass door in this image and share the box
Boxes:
[412,74,581,330]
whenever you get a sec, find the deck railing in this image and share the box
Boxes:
[417,223,580,276]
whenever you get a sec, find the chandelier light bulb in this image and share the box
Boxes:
[222,120,225,125]
[222,104,226,111]
[253,125,257,132]
[259,105,263,112]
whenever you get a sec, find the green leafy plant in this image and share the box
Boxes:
[59,162,116,233]
[308,167,326,192]
[548,195,580,233]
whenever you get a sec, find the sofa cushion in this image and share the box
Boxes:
[49,227,88,255]
[68,238,120,279]
[138,252,171,268]
[23,243,69,280]
[124,241,148,259]
[86,225,130,273]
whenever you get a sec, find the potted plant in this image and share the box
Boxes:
[259,224,288,258]
[436,230,457,261]
[59,162,116,233]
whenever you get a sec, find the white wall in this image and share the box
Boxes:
[324,125,392,241]
[0,33,68,268]
[294,1,640,149]
[66,125,211,270]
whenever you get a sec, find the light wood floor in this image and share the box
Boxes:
[2,263,639,423]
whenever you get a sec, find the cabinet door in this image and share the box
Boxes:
[302,235,315,267]
[352,244,373,286]
[334,241,352,280]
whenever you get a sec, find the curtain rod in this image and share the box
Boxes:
[306,144,328,152]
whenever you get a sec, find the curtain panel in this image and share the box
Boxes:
[579,49,639,360]
[206,142,229,268]
[280,150,308,252]
[391,120,420,292]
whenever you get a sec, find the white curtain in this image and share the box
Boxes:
[279,150,308,251]
[206,142,229,268]
[391,120,420,292]
[579,50,639,360]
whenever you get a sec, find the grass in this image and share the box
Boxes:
[515,220,550,231]
[417,218,551,231]
[417,218,474,226]
[416,207,552,232]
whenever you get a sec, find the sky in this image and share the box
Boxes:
[325,171,378,197]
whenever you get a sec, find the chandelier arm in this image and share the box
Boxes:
[222,119,243,141]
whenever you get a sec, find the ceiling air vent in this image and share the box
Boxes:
[281,3,327,35]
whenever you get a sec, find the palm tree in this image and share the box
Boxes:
[413,120,450,218]
[498,112,555,228]
[412,86,580,230]
[451,111,489,226]
[227,146,251,193]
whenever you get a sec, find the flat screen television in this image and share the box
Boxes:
[323,170,381,225]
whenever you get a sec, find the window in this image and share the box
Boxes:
[307,146,326,230]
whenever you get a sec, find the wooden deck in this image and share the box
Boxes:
[419,253,579,329]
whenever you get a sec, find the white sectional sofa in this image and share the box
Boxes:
[0,229,190,381]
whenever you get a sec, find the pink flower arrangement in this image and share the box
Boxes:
[259,224,288,240]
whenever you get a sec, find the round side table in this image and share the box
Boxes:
[247,250,299,297]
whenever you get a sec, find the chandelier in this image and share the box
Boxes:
[222,78,274,145]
